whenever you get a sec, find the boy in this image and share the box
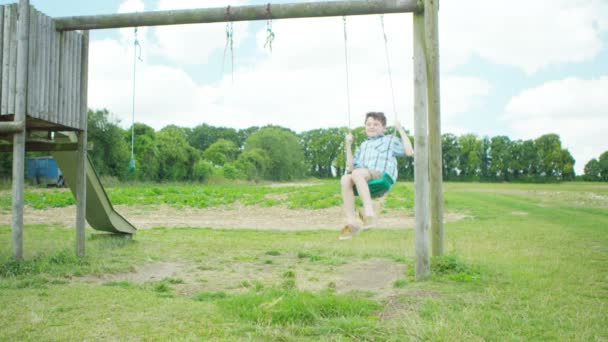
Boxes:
[339,112,414,240]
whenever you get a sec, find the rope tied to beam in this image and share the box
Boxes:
[264,3,275,52]
[342,16,352,131]
[130,27,143,172]
[223,5,235,83]
[380,15,397,120]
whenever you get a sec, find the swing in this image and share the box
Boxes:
[353,171,395,198]
[343,15,399,198]
[129,27,143,172]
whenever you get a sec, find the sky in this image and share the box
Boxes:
[1,0,607,174]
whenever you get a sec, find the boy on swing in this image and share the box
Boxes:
[339,112,414,240]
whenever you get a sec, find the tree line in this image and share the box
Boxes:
[0,108,606,182]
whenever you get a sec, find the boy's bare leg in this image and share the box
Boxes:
[351,169,375,217]
[341,174,358,224]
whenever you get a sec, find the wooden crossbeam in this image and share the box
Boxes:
[55,0,421,31]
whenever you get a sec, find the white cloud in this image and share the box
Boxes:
[440,0,608,74]
[504,76,608,173]
[150,0,250,65]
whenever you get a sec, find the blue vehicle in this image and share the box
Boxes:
[26,156,64,187]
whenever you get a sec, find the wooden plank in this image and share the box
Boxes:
[413,10,430,280]
[74,33,82,129]
[425,0,443,257]
[1,6,13,114]
[68,32,75,128]
[7,5,17,115]
[58,31,65,126]
[39,12,49,119]
[55,0,421,31]
[0,141,78,152]
[75,30,89,256]
[50,18,58,123]
[12,0,30,260]
[0,6,4,114]
[26,6,36,116]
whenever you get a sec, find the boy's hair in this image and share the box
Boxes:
[365,112,387,127]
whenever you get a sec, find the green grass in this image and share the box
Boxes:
[0,181,607,340]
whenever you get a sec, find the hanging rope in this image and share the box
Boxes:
[223,6,235,83]
[380,15,398,124]
[130,27,143,172]
[342,16,352,131]
[264,3,275,52]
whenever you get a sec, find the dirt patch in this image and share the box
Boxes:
[78,262,187,284]
[75,257,409,299]
[1,204,467,230]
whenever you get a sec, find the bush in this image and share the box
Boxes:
[192,159,215,182]
[221,163,241,180]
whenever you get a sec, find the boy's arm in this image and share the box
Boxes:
[345,132,354,173]
[394,120,414,156]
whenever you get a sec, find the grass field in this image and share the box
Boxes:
[0,181,607,340]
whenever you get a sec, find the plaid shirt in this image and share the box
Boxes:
[353,134,405,181]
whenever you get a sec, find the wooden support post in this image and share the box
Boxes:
[424,0,443,257]
[0,5,4,110]
[413,9,430,280]
[75,30,89,257]
[12,0,29,260]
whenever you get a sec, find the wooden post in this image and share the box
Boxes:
[0,5,4,110]
[75,30,89,257]
[413,9,430,280]
[424,0,443,257]
[12,0,29,260]
[54,0,421,31]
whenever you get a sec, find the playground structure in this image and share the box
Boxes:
[0,0,442,280]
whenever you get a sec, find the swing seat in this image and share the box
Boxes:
[354,172,395,198]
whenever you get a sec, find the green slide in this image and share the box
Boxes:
[51,149,136,235]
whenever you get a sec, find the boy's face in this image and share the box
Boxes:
[365,117,386,138]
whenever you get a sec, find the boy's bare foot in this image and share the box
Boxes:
[338,223,360,240]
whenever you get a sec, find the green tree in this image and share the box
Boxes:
[584,158,601,181]
[535,133,563,179]
[479,136,492,180]
[126,123,160,181]
[599,151,608,182]
[520,139,540,177]
[559,149,576,180]
[203,139,239,166]
[187,124,240,151]
[458,134,481,179]
[244,126,306,181]
[192,159,215,182]
[441,133,460,181]
[87,109,130,179]
[300,128,343,178]
[490,136,512,181]
[236,148,271,181]
[157,125,197,181]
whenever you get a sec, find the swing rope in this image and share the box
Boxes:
[342,16,352,130]
[341,15,400,198]
[380,15,398,122]
[223,6,235,83]
[264,3,275,52]
[130,27,142,172]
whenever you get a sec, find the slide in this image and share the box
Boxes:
[51,148,136,235]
